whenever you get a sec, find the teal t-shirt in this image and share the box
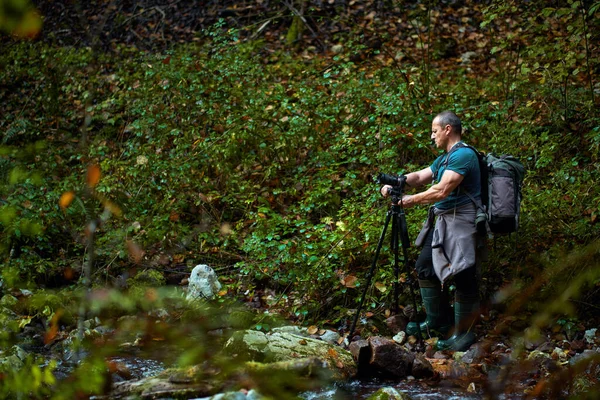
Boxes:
[430,143,481,210]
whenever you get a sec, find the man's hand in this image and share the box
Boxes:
[380,185,392,197]
[401,194,416,208]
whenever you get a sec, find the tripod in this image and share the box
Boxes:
[348,179,423,344]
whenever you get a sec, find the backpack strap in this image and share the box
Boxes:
[440,143,485,214]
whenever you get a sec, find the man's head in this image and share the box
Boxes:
[431,111,462,151]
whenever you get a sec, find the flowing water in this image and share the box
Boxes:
[301,379,483,399]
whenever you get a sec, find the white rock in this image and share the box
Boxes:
[392,331,406,345]
[584,328,597,344]
[319,330,341,344]
[186,264,221,301]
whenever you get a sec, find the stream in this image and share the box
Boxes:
[301,379,482,400]
[96,357,485,399]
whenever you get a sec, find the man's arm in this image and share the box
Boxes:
[401,170,464,208]
[405,167,434,188]
[380,167,433,197]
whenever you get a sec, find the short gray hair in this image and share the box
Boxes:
[435,111,462,136]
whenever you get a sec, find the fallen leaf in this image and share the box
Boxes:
[341,275,358,288]
[307,325,319,335]
[375,282,387,293]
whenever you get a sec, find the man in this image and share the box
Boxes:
[381,111,481,351]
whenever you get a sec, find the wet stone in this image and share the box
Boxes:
[411,353,434,379]
[461,343,486,364]
[569,349,600,366]
[570,339,587,352]
[368,336,414,379]
[385,315,408,335]
[535,342,555,353]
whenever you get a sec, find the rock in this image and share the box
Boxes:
[535,341,555,353]
[461,343,486,364]
[131,269,167,286]
[349,339,370,373]
[524,328,546,350]
[331,44,344,54]
[0,345,29,371]
[411,353,434,379]
[392,331,406,345]
[223,330,356,379]
[551,347,569,362]
[187,265,222,301]
[271,326,308,336]
[319,330,341,344]
[570,339,587,352]
[385,314,408,335]
[460,51,478,64]
[224,330,269,360]
[527,349,551,361]
[366,387,413,399]
[111,373,216,399]
[244,357,333,393]
[569,349,600,365]
[584,328,598,345]
[428,358,485,381]
[368,336,414,378]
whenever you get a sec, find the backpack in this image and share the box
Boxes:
[443,143,526,235]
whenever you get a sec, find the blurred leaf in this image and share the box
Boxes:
[126,240,144,264]
[87,165,101,188]
[59,191,75,210]
[0,0,42,38]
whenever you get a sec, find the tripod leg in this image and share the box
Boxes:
[396,206,424,343]
[348,210,392,342]
[391,212,400,314]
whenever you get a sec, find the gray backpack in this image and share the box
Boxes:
[445,144,526,235]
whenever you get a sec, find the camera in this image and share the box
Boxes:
[377,173,406,188]
[377,173,407,199]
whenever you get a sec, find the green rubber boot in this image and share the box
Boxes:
[436,301,480,351]
[406,280,451,337]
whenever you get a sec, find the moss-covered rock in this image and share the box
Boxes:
[224,330,356,380]
[366,387,413,400]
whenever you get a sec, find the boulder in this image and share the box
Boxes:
[224,330,356,379]
[111,371,216,399]
[187,265,222,301]
[368,336,414,379]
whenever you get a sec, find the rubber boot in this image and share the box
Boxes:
[406,280,451,337]
[436,301,479,351]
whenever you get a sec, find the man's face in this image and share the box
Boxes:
[430,118,447,149]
